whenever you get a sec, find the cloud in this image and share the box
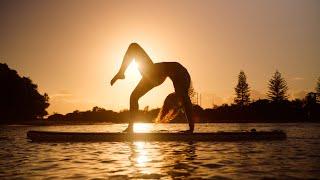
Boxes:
[292,77,304,81]
[50,93,73,99]
[49,90,73,99]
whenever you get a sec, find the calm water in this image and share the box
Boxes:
[0,123,320,179]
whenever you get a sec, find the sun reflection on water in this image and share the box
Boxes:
[2,124,318,179]
[135,142,148,166]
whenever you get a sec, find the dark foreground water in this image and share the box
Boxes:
[0,123,320,179]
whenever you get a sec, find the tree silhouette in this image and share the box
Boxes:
[0,63,49,123]
[267,70,288,102]
[316,76,320,103]
[188,82,196,102]
[234,70,250,106]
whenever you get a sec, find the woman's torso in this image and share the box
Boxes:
[145,62,190,92]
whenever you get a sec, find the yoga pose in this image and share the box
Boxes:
[111,43,194,133]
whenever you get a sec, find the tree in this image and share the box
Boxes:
[234,70,250,106]
[304,92,318,121]
[0,63,49,123]
[188,82,196,103]
[316,77,320,103]
[267,70,288,102]
[92,106,106,112]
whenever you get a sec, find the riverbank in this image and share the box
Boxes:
[1,120,318,126]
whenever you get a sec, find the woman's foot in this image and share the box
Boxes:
[110,73,125,86]
[123,126,134,133]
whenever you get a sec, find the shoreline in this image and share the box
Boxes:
[1,121,319,126]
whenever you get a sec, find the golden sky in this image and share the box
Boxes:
[1,0,319,114]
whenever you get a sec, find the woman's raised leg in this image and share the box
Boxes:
[111,43,154,85]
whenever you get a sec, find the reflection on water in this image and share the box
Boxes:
[0,123,320,179]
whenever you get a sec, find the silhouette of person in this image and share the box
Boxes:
[111,43,194,133]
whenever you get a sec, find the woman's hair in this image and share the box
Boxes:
[156,74,195,123]
[156,82,193,123]
[156,92,182,123]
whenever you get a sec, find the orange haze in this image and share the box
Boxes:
[1,0,319,114]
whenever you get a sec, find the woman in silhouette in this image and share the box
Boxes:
[111,43,194,133]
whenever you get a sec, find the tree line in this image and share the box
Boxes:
[1,62,319,124]
[197,70,320,122]
[48,70,320,123]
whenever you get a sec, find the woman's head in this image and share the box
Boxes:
[156,93,182,123]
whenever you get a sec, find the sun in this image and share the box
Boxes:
[125,59,141,81]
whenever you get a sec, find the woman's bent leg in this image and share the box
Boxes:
[124,78,157,132]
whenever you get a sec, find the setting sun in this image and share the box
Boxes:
[125,59,141,81]
[1,0,320,179]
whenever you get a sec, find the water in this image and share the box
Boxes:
[0,123,320,179]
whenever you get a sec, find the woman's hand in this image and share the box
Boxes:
[179,129,193,134]
[110,73,125,86]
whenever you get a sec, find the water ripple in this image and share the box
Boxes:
[0,123,320,179]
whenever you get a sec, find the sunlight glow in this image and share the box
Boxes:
[134,123,152,133]
[125,59,141,81]
[135,142,148,165]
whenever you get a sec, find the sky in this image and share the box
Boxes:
[1,0,319,114]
